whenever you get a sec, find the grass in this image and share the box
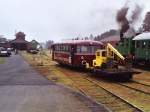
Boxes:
[21,51,76,89]
[0,57,4,64]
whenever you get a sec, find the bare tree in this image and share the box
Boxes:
[143,12,150,32]
[46,40,54,49]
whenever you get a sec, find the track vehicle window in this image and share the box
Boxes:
[97,52,100,56]
[102,51,106,57]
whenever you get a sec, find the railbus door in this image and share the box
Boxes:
[70,45,75,66]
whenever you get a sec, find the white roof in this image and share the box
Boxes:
[56,40,103,45]
[133,32,150,40]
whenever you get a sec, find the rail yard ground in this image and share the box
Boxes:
[0,53,108,112]
[21,51,150,112]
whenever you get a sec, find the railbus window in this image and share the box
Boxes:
[77,45,91,53]
[77,45,101,54]
[55,45,59,51]
[60,45,63,51]
[93,46,100,53]
[54,46,56,51]
[90,46,101,53]
[58,45,61,51]
[63,45,69,52]
[56,45,58,51]
[77,46,81,53]
[62,45,65,51]
[81,46,88,53]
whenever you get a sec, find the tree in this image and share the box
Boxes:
[89,34,94,40]
[143,12,150,32]
[46,40,54,49]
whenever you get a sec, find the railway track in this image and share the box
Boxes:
[86,76,150,112]
[119,81,150,95]
[132,79,150,87]
[57,67,143,112]
[132,80,150,87]
[26,53,150,112]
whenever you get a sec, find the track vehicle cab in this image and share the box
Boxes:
[93,50,107,68]
[86,43,134,80]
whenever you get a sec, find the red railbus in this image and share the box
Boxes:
[51,40,103,67]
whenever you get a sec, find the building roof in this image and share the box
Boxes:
[30,40,39,44]
[133,32,150,40]
[100,36,120,42]
[11,39,29,44]
[0,38,8,43]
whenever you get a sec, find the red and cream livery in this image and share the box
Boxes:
[51,40,103,67]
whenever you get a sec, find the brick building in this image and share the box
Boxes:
[10,32,29,50]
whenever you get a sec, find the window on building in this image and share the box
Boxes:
[132,41,135,48]
[142,41,146,48]
[136,41,140,48]
[126,39,129,47]
[148,41,150,49]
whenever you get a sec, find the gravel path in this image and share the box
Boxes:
[0,54,108,112]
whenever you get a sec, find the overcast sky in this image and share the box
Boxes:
[0,0,150,42]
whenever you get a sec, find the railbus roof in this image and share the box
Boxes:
[133,32,150,40]
[52,40,103,46]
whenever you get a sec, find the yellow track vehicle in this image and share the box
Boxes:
[86,43,134,80]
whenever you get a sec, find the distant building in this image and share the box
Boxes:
[0,37,11,48]
[10,32,29,50]
[28,40,40,50]
[100,35,120,47]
